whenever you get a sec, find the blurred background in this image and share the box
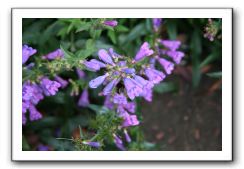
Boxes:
[22,18,222,151]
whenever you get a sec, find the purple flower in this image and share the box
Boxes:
[22,101,30,113]
[157,57,174,75]
[83,60,101,72]
[102,78,120,95]
[113,134,126,151]
[152,18,162,32]
[124,102,136,113]
[149,58,156,68]
[134,42,154,62]
[42,49,64,60]
[124,129,131,143]
[109,48,121,58]
[40,78,61,96]
[121,68,135,74]
[113,93,128,105]
[29,104,42,121]
[117,105,128,116]
[122,113,140,127]
[118,61,127,67]
[37,144,49,151]
[134,75,154,90]
[159,40,181,51]
[166,51,185,64]
[22,45,37,64]
[104,95,114,110]
[22,82,44,105]
[54,76,68,88]
[142,88,153,102]
[89,73,109,89]
[78,89,90,107]
[123,78,143,100]
[83,141,101,148]
[144,68,166,84]
[98,49,115,66]
[103,20,118,27]
[76,68,85,79]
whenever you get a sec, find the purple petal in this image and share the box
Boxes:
[103,20,118,27]
[160,40,181,51]
[90,59,106,68]
[113,93,128,105]
[152,18,162,32]
[134,42,154,61]
[54,76,68,88]
[78,89,90,107]
[104,95,114,110]
[83,60,101,72]
[166,51,185,64]
[83,141,101,148]
[89,73,109,88]
[157,57,175,74]
[42,49,64,60]
[124,102,136,113]
[123,78,143,100]
[124,130,131,143]
[22,45,37,64]
[98,49,115,65]
[40,78,61,96]
[76,68,86,79]
[29,104,42,121]
[102,78,120,95]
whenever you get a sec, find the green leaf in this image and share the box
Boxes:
[22,136,30,151]
[200,52,219,68]
[88,104,109,115]
[167,20,177,40]
[76,22,92,33]
[207,71,222,78]
[60,44,76,58]
[107,30,117,44]
[115,25,129,32]
[122,23,147,44]
[153,82,178,93]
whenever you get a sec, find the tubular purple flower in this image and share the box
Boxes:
[104,95,114,110]
[157,57,175,75]
[118,61,127,67]
[123,78,143,100]
[83,141,101,148]
[159,40,181,51]
[98,49,115,65]
[124,129,131,143]
[83,60,101,72]
[90,59,106,68]
[113,134,126,151]
[89,73,109,88]
[134,42,154,61]
[166,51,185,64]
[113,93,128,105]
[78,89,90,107]
[142,88,153,102]
[103,20,118,27]
[40,78,61,96]
[54,76,68,88]
[134,75,154,90]
[122,113,140,127]
[152,18,162,32]
[144,68,166,84]
[76,68,85,79]
[22,83,44,105]
[102,78,120,95]
[124,102,136,113]
[22,45,37,64]
[149,58,156,68]
[29,104,42,121]
[42,49,64,60]
[117,105,128,116]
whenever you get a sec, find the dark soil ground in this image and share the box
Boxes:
[141,70,222,151]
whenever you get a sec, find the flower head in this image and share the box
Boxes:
[22,45,37,64]
[54,76,68,88]
[40,77,61,96]
[134,42,154,61]
[159,40,181,51]
[22,82,44,105]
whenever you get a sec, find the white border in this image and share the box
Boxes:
[12,8,232,161]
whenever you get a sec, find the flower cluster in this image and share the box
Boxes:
[85,18,184,150]
[203,19,219,41]
[22,45,67,125]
